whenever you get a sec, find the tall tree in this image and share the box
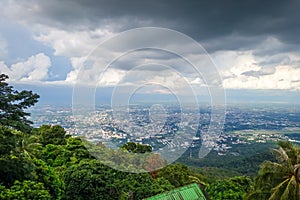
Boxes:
[0,125,36,186]
[33,125,67,146]
[0,74,39,132]
[62,159,118,200]
[157,163,193,188]
[245,141,300,200]
[15,132,41,159]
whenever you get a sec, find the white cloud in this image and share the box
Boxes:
[98,68,126,86]
[35,28,114,57]
[64,56,87,83]
[212,50,259,74]
[190,77,204,85]
[64,42,300,91]
[223,65,300,90]
[33,27,116,84]
[207,46,300,90]
[0,53,51,82]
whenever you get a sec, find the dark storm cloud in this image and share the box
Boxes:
[11,0,300,46]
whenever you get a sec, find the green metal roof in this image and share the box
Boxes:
[145,183,207,200]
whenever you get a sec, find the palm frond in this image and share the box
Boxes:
[268,178,289,200]
[280,176,298,200]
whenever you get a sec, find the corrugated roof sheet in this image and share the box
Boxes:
[144,183,207,200]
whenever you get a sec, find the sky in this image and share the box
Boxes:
[0,0,300,105]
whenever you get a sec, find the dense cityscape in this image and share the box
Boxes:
[30,103,300,156]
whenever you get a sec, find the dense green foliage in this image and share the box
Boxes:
[205,176,252,200]
[190,167,241,183]
[0,125,36,186]
[0,180,51,200]
[157,163,207,188]
[0,124,179,199]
